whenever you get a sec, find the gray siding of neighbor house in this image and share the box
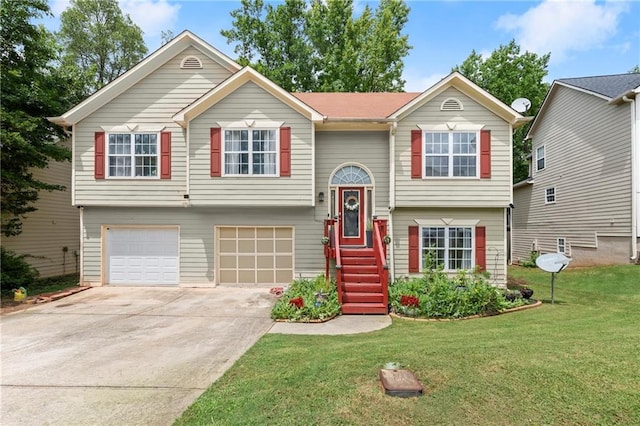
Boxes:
[395,87,512,208]
[74,47,233,206]
[81,206,325,286]
[188,81,314,206]
[2,153,80,277]
[392,208,507,286]
[511,86,633,265]
[314,131,390,219]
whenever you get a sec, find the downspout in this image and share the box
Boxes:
[79,206,84,285]
[623,94,638,260]
[388,122,397,279]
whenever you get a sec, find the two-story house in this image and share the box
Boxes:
[512,73,640,266]
[50,31,525,313]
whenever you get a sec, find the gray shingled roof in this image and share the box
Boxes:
[557,73,640,99]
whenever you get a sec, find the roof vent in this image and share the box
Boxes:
[181,56,203,69]
[441,98,463,111]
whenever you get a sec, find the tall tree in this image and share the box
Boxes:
[222,0,411,92]
[57,0,147,95]
[0,0,80,236]
[453,40,551,183]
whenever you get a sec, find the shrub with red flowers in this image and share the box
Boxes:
[289,297,304,309]
[400,295,420,308]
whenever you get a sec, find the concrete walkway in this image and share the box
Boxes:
[270,314,392,335]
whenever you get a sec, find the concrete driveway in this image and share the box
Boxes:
[1,286,275,426]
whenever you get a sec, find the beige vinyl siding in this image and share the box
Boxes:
[188,81,313,205]
[395,87,512,207]
[74,47,233,206]
[392,208,507,286]
[81,206,324,286]
[314,131,389,218]
[512,86,633,264]
[2,155,80,277]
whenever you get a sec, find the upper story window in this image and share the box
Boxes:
[108,133,158,178]
[536,145,545,171]
[422,226,474,271]
[224,129,277,176]
[545,187,556,204]
[424,131,478,177]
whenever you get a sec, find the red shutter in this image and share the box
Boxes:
[480,129,491,178]
[408,225,420,273]
[210,127,221,177]
[160,131,171,179]
[475,226,486,271]
[280,127,291,177]
[94,132,105,179]
[411,130,422,178]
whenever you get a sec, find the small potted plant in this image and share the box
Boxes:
[366,220,373,247]
[321,236,330,245]
[382,235,392,245]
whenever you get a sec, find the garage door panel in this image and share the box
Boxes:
[217,226,294,286]
[106,228,179,285]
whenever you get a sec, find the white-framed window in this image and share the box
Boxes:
[223,129,277,176]
[421,226,474,271]
[545,187,556,204]
[557,237,566,254]
[107,133,158,178]
[536,145,545,171]
[424,131,478,177]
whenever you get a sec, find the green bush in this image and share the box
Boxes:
[271,275,341,322]
[520,251,540,268]
[1,247,39,295]
[389,260,526,319]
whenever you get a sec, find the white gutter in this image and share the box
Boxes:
[388,122,397,279]
[623,94,638,260]
[71,124,76,206]
[79,206,84,285]
[185,124,190,197]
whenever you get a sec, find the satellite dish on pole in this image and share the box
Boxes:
[511,97,532,114]
[536,253,570,304]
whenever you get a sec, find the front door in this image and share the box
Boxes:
[339,187,365,246]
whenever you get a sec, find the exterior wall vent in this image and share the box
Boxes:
[181,56,203,69]
[440,98,463,111]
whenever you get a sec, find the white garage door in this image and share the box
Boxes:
[106,227,179,285]
[217,226,294,285]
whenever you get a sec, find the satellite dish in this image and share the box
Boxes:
[536,253,570,273]
[536,253,571,304]
[511,97,531,113]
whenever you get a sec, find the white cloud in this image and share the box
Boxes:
[50,0,71,16]
[495,0,629,61]
[403,69,446,92]
[119,0,180,38]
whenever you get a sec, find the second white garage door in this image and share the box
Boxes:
[217,226,294,285]
[105,227,179,285]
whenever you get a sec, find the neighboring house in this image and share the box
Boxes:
[1,142,80,277]
[50,31,525,312]
[512,73,640,266]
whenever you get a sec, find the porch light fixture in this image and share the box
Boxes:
[318,192,325,202]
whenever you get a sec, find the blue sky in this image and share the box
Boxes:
[47,0,640,91]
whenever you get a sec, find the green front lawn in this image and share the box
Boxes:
[176,265,640,425]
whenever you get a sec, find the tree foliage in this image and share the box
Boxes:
[453,40,551,183]
[221,0,411,92]
[57,0,147,95]
[0,0,81,236]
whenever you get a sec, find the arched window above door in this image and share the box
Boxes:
[331,165,372,185]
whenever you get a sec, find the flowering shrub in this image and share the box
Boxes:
[400,295,419,308]
[271,275,340,322]
[289,297,304,309]
[389,255,526,319]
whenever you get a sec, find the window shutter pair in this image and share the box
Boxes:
[94,131,171,179]
[209,127,291,177]
[407,225,486,273]
[410,129,491,178]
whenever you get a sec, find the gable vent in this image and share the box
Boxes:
[181,56,203,69]
[441,98,463,111]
